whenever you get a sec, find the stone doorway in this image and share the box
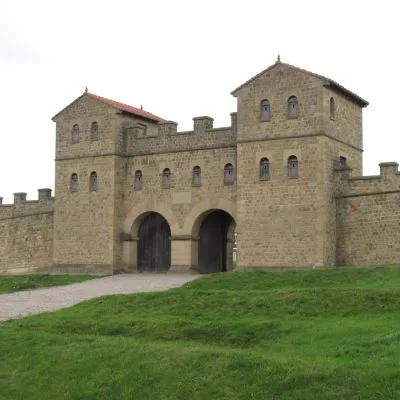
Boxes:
[197,210,235,274]
[138,212,171,272]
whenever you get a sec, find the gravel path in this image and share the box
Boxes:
[0,273,200,322]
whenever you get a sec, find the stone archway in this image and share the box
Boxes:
[197,210,235,274]
[124,201,178,237]
[137,212,171,272]
[182,198,237,274]
[122,202,177,272]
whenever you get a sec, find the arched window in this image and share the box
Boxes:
[162,168,171,188]
[134,170,142,190]
[89,171,97,191]
[72,124,80,143]
[287,155,298,178]
[288,96,298,118]
[70,173,78,192]
[260,100,271,121]
[260,158,270,180]
[330,97,336,120]
[91,121,99,141]
[224,163,234,184]
[192,166,202,186]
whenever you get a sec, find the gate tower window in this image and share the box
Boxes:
[70,173,78,191]
[260,158,270,180]
[330,97,336,120]
[91,121,99,141]
[134,170,142,190]
[162,168,172,188]
[89,171,98,191]
[192,166,202,186]
[288,96,298,118]
[224,163,234,184]
[287,155,298,178]
[72,124,80,143]
[260,100,271,121]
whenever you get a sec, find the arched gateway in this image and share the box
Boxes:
[137,212,171,272]
[196,210,236,274]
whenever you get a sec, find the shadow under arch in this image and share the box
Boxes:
[137,212,171,272]
[183,197,237,236]
[122,202,177,273]
[124,201,178,238]
[189,205,237,274]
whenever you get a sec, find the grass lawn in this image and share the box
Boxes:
[0,275,95,294]
[1,267,400,399]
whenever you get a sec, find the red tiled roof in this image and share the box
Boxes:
[87,93,164,121]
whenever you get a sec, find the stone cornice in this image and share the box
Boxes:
[337,190,400,199]
[0,211,53,221]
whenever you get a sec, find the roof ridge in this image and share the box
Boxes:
[230,61,368,107]
[87,93,164,122]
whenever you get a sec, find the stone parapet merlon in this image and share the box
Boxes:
[0,189,54,219]
[336,162,400,198]
[122,113,236,156]
[193,116,214,134]
[158,120,178,135]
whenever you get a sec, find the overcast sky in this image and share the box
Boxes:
[1,0,399,203]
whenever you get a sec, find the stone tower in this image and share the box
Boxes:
[51,92,162,273]
[232,59,368,267]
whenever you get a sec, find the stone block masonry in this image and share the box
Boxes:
[0,189,54,274]
[1,59,399,274]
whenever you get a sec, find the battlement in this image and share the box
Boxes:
[336,162,400,198]
[123,113,236,155]
[156,113,237,137]
[0,189,54,220]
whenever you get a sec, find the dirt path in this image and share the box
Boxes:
[0,273,200,322]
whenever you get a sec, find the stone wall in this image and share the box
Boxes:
[119,146,237,271]
[2,61,398,275]
[54,95,121,160]
[321,137,363,266]
[236,136,327,267]
[0,190,54,274]
[53,155,118,273]
[124,117,235,156]
[323,87,363,150]
[52,94,127,274]
[336,163,400,266]
[234,63,323,142]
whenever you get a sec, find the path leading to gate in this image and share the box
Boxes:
[0,273,200,322]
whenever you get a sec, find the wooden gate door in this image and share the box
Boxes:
[138,213,171,272]
[198,210,231,274]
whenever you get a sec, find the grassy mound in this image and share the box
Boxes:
[1,267,400,399]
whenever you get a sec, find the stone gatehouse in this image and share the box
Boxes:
[1,59,399,274]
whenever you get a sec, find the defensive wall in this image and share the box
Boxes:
[0,189,54,274]
[336,162,400,266]
[1,61,399,274]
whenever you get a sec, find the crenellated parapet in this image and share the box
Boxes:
[336,162,400,198]
[0,189,54,220]
[336,161,400,267]
[193,116,214,133]
[123,113,237,156]
[158,120,178,135]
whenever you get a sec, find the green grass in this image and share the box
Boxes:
[0,275,95,294]
[1,267,400,399]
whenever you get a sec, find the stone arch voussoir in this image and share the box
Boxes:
[182,197,237,237]
[124,200,178,237]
